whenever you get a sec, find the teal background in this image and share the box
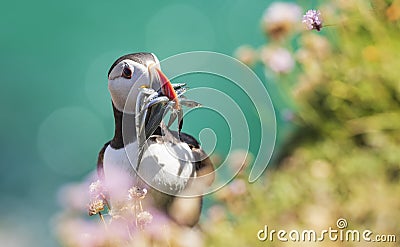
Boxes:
[0,0,307,245]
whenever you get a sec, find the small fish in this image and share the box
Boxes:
[179,99,202,108]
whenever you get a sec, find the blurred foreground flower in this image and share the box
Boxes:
[137,211,153,228]
[297,33,331,61]
[55,165,208,247]
[386,0,400,21]
[86,177,153,228]
[88,199,105,216]
[302,9,323,31]
[261,46,295,74]
[88,179,104,199]
[234,45,258,66]
[261,2,302,39]
[227,149,253,175]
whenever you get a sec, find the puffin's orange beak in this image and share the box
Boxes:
[154,68,180,109]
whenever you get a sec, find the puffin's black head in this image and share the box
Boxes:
[107,52,176,113]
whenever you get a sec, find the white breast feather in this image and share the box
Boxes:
[103,141,195,195]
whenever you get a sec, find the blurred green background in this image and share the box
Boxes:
[5,0,399,247]
[0,0,286,246]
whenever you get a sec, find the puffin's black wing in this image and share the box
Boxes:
[97,141,110,181]
[179,132,214,183]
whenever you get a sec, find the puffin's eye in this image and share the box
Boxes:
[122,65,132,79]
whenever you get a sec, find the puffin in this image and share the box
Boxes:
[97,52,214,226]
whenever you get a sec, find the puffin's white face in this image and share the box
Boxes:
[108,59,161,113]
